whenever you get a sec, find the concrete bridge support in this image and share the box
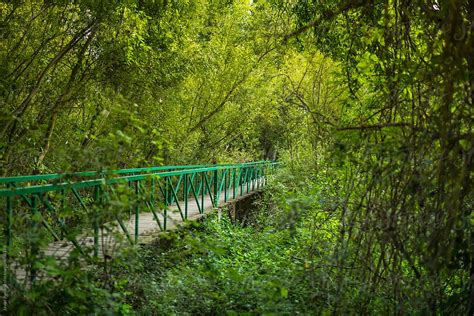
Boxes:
[224,190,264,224]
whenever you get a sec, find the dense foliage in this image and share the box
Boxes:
[1,0,288,174]
[286,0,474,313]
[1,0,473,314]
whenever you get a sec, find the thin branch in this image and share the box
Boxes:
[337,122,415,131]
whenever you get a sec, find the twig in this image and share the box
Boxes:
[337,122,415,131]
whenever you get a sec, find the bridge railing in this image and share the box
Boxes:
[1,161,278,281]
[0,161,268,187]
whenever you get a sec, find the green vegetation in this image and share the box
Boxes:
[2,0,473,314]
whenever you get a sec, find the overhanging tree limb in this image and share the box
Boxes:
[284,0,366,41]
[337,122,416,131]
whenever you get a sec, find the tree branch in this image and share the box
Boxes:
[284,0,366,41]
[337,122,415,131]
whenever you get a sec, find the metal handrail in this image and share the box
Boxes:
[0,161,273,185]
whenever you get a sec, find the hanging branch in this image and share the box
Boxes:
[283,0,366,41]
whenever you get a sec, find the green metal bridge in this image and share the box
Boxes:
[1,161,278,282]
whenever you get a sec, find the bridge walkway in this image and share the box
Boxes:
[44,178,262,260]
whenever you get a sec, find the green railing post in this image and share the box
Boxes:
[3,194,11,308]
[240,168,244,196]
[128,180,133,218]
[224,170,228,202]
[135,180,140,243]
[244,167,248,193]
[232,168,236,199]
[5,186,12,261]
[93,185,100,257]
[252,166,255,192]
[169,177,175,206]
[263,164,266,186]
[242,168,246,195]
[151,177,155,208]
[184,174,188,219]
[5,187,13,293]
[256,167,260,189]
[60,188,65,240]
[151,177,158,230]
[201,172,205,214]
[265,164,268,186]
[247,168,252,193]
[249,167,252,192]
[163,177,168,231]
[30,194,38,283]
[213,169,218,208]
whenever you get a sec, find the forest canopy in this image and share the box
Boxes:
[1,0,473,314]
